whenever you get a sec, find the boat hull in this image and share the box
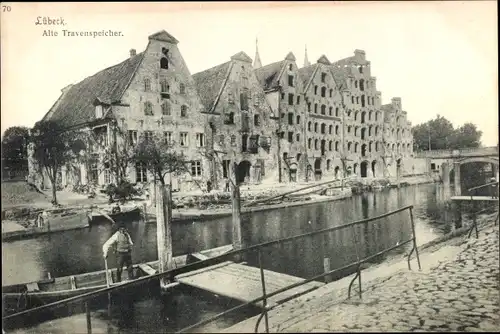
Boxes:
[90,207,142,224]
[2,244,234,317]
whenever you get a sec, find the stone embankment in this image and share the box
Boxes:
[223,213,500,333]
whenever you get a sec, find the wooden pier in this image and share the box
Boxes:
[175,261,324,308]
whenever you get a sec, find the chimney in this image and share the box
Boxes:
[129,49,137,57]
[354,49,366,61]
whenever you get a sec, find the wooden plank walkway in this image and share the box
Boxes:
[175,261,324,308]
[450,196,499,201]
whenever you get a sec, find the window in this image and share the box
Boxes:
[254,114,260,126]
[288,113,293,125]
[348,142,352,151]
[329,125,333,134]
[164,132,172,145]
[348,126,352,133]
[104,168,112,184]
[136,162,148,183]
[356,97,360,104]
[160,57,168,70]
[287,132,293,143]
[314,86,318,95]
[289,64,293,71]
[335,125,339,135]
[191,161,202,177]
[308,138,312,149]
[335,142,339,151]
[359,66,363,73]
[222,160,230,178]
[335,107,339,117]
[160,80,169,93]
[355,81,358,89]
[314,123,318,133]
[361,95,365,107]
[369,111,373,121]
[296,133,300,142]
[308,103,311,112]
[179,83,186,94]
[359,79,364,91]
[241,134,248,152]
[224,112,235,125]
[180,132,188,147]
[321,87,326,97]
[128,130,138,145]
[161,101,171,115]
[281,93,285,100]
[329,107,333,116]
[314,139,318,150]
[308,122,312,131]
[288,75,294,87]
[181,105,188,117]
[321,73,326,83]
[329,141,333,151]
[329,89,333,97]
[321,123,326,134]
[196,133,205,147]
[296,115,301,125]
[144,131,153,143]
[321,105,326,115]
[296,95,301,105]
[288,93,294,106]
[230,135,236,146]
[314,104,318,113]
[351,96,354,104]
[144,102,153,116]
[240,91,249,111]
[144,78,151,91]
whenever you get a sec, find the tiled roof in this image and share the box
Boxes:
[254,60,286,91]
[330,66,348,91]
[192,61,232,112]
[46,53,144,128]
[297,64,317,89]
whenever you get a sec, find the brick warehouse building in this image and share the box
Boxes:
[28,30,414,192]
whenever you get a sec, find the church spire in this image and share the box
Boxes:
[304,45,310,67]
[253,37,262,69]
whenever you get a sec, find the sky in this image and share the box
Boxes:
[1,1,498,145]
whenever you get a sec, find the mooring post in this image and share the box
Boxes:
[156,182,174,291]
[231,163,243,257]
[323,257,332,284]
[85,302,92,334]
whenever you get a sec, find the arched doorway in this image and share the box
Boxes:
[314,158,322,181]
[371,160,377,178]
[360,161,369,178]
[236,160,251,184]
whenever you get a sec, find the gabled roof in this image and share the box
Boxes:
[231,51,252,63]
[148,30,179,44]
[330,65,349,91]
[192,61,232,112]
[254,60,286,91]
[317,55,331,65]
[46,53,145,128]
[297,64,317,90]
[285,52,296,61]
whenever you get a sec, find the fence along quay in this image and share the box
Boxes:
[3,205,422,334]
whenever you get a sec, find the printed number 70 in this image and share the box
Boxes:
[2,5,12,12]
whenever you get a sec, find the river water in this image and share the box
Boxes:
[3,182,458,332]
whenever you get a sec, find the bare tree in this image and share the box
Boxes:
[30,120,83,205]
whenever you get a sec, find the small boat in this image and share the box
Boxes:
[90,205,142,224]
[2,211,91,242]
[2,244,233,316]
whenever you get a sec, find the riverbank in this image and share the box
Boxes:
[222,212,500,333]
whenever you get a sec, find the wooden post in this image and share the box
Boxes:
[454,162,461,196]
[142,202,147,223]
[323,257,332,283]
[231,162,243,252]
[156,182,173,291]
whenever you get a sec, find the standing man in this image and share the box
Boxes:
[103,224,134,282]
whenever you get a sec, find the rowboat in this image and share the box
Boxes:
[2,211,91,242]
[90,205,142,224]
[2,244,233,316]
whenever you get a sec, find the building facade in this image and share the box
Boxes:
[29,30,414,192]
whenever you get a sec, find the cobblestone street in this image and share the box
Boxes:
[223,216,500,333]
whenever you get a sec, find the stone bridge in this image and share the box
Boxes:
[415,146,499,195]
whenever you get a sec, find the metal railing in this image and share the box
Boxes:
[466,181,499,238]
[3,205,421,334]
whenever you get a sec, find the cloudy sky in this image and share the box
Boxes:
[1,1,497,145]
